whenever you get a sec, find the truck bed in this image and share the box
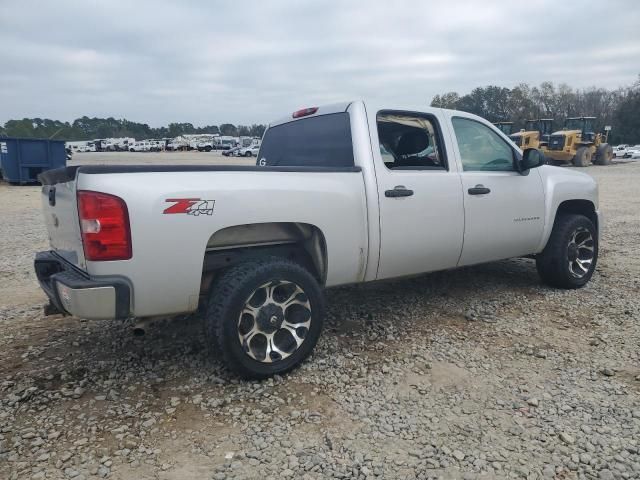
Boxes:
[38,164,363,185]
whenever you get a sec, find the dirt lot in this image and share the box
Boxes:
[1,154,639,480]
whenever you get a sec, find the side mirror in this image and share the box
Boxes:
[519,148,545,171]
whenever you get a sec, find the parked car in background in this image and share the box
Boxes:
[167,140,188,151]
[628,145,640,159]
[217,136,237,150]
[36,100,601,379]
[149,140,164,152]
[130,141,152,152]
[613,145,629,158]
[104,138,136,151]
[68,143,97,153]
[237,145,260,157]
[222,146,241,157]
[197,141,215,152]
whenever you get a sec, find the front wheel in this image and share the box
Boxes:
[206,258,325,379]
[572,147,592,167]
[594,143,613,165]
[536,214,598,289]
[245,151,252,157]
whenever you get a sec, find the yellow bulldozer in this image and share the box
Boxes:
[544,117,613,167]
[509,119,554,150]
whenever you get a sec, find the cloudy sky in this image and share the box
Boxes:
[1,0,638,126]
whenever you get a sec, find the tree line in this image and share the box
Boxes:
[2,77,638,144]
[0,116,267,141]
[431,77,640,144]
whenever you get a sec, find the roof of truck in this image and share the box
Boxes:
[268,100,492,129]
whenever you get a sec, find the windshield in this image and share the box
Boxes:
[565,119,582,130]
[541,121,554,135]
[495,123,512,135]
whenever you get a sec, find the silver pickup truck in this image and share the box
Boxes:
[35,101,600,378]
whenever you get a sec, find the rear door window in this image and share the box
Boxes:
[376,112,447,170]
[258,113,354,167]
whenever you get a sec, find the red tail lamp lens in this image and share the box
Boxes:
[77,190,132,261]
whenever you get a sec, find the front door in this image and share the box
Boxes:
[449,116,545,266]
[372,110,465,280]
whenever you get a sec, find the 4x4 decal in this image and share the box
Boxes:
[163,198,215,216]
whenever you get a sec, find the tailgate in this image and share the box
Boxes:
[39,167,86,269]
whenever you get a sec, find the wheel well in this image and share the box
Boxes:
[555,200,597,230]
[199,222,327,298]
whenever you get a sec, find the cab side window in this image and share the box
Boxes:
[452,117,515,172]
[377,112,446,170]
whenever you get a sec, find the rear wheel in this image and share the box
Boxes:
[594,143,613,165]
[206,258,325,379]
[546,158,564,166]
[536,214,598,289]
[572,147,592,167]
[245,151,252,157]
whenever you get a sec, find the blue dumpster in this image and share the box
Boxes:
[0,137,67,184]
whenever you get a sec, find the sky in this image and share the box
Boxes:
[1,0,638,127]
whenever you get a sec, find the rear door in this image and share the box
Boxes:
[368,109,465,279]
[446,114,545,265]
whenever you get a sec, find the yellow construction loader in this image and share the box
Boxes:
[544,117,613,167]
[509,119,554,150]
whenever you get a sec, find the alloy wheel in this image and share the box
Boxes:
[237,280,312,363]
[567,227,594,278]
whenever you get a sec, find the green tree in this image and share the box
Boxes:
[613,89,640,143]
[430,92,460,109]
[249,124,266,137]
[219,123,238,136]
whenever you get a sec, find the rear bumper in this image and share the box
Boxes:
[34,251,131,320]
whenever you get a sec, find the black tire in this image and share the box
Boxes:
[245,151,252,157]
[547,158,565,166]
[536,214,598,289]
[594,143,613,165]
[206,258,325,379]
[572,146,592,167]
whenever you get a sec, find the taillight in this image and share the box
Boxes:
[292,107,318,118]
[77,190,132,261]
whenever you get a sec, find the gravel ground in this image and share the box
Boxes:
[1,155,639,480]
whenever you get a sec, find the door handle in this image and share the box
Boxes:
[468,184,491,195]
[385,186,414,198]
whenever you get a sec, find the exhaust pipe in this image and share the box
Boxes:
[132,317,159,336]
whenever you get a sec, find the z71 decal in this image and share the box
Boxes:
[163,198,215,216]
